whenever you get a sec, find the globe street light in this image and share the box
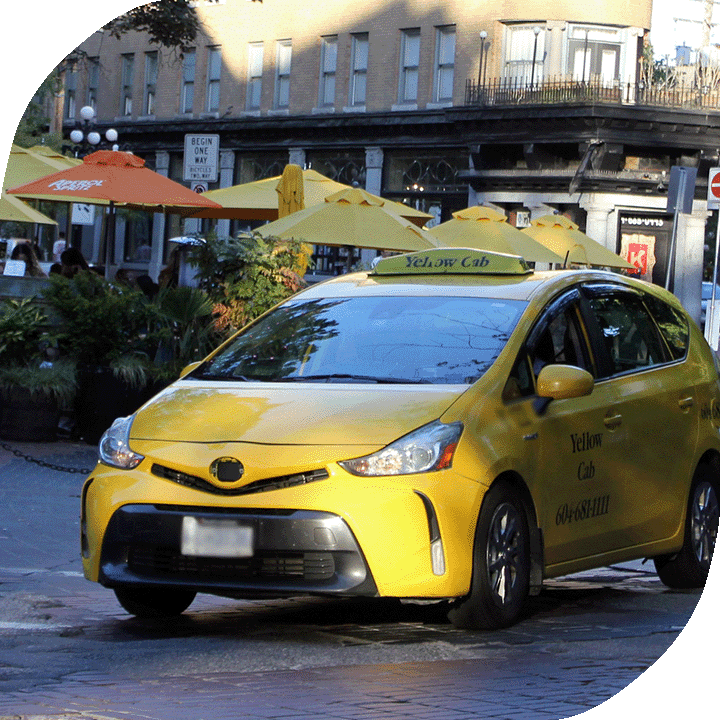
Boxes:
[64,105,120,157]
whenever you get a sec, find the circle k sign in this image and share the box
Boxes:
[708,167,720,209]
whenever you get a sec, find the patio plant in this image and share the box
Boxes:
[42,270,223,443]
[42,271,161,444]
[0,298,77,441]
[152,284,221,381]
[188,232,311,335]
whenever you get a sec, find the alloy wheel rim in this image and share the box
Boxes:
[691,481,719,570]
[486,502,523,606]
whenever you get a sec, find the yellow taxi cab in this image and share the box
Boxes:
[81,247,720,629]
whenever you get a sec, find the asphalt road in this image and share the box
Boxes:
[0,441,716,720]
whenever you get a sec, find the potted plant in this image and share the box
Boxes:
[43,271,160,444]
[43,270,224,444]
[0,298,77,441]
[188,232,310,333]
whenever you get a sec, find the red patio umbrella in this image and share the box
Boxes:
[6,150,222,214]
[7,150,222,276]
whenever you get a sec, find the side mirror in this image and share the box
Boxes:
[179,361,202,378]
[534,364,594,415]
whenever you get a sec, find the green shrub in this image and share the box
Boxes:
[0,359,76,405]
[0,298,47,365]
[188,232,311,334]
[43,271,159,369]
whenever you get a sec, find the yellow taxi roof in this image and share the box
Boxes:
[299,247,629,304]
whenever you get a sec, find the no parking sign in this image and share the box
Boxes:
[708,167,720,209]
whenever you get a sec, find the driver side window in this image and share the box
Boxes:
[504,299,590,401]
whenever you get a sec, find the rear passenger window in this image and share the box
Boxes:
[587,294,668,377]
[643,294,689,361]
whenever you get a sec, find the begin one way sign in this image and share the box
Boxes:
[183,134,219,183]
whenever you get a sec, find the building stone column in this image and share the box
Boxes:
[146,151,170,282]
[673,206,708,326]
[288,148,306,167]
[580,196,615,249]
[216,149,236,237]
[365,147,384,196]
[545,21,566,78]
[361,147,385,266]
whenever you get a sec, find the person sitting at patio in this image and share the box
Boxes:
[136,274,159,300]
[10,242,46,277]
[52,232,67,263]
[60,247,90,278]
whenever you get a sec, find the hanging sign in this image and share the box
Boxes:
[71,203,95,225]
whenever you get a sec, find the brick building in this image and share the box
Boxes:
[60,0,720,320]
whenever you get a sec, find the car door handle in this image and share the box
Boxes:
[678,397,694,411]
[603,413,622,430]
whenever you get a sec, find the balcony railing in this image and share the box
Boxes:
[464,76,720,110]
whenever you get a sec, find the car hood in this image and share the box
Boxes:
[130,380,466,445]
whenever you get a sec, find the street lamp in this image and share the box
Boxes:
[65,105,120,157]
[530,26,541,90]
[477,30,488,100]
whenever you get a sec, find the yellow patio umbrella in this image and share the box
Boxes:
[522,214,635,269]
[0,193,57,225]
[428,206,565,264]
[256,187,438,252]
[3,144,81,190]
[189,167,433,227]
[276,163,304,218]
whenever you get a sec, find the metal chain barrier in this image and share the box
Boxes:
[0,441,94,475]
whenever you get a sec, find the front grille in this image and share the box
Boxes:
[151,464,329,496]
[128,546,336,582]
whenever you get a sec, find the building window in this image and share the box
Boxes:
[349,33,368,107]
[433,25,455,102]
[399,29,421,104]
[503,25,546,87]
[143,51,158,115]
[318,35,337,108]
[181,49,196,114]
[206,46,222,112]
[567,24,622,85]
[65,68,77,119]
[121,54,134,116]
[275,40,292,109]
[247,42,263,110]
[86,58,99,111]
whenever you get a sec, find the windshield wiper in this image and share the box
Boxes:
[281,373,431,384]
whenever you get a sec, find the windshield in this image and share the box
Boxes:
[195,295,526,385]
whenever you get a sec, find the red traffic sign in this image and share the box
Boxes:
[708,167,720,208]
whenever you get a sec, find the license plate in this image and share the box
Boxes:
[181,516,254,558]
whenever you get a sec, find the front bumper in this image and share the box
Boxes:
[82,439,487,599]
[98,503,377,597]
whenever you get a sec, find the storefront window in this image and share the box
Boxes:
[306,151,366,187]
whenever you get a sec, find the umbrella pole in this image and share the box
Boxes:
[105,201,116,280]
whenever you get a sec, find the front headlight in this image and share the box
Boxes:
[339,420,463,477]
[99,415,144,470]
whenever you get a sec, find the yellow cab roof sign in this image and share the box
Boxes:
[372,247,533,276]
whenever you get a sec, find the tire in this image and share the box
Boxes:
[448,482,531,630]
[654,464,719,589]
[114,587,197,619]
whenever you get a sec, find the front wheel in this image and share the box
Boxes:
[114,587,197,619]
[654,465,719,589]
[448,483,530,630]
